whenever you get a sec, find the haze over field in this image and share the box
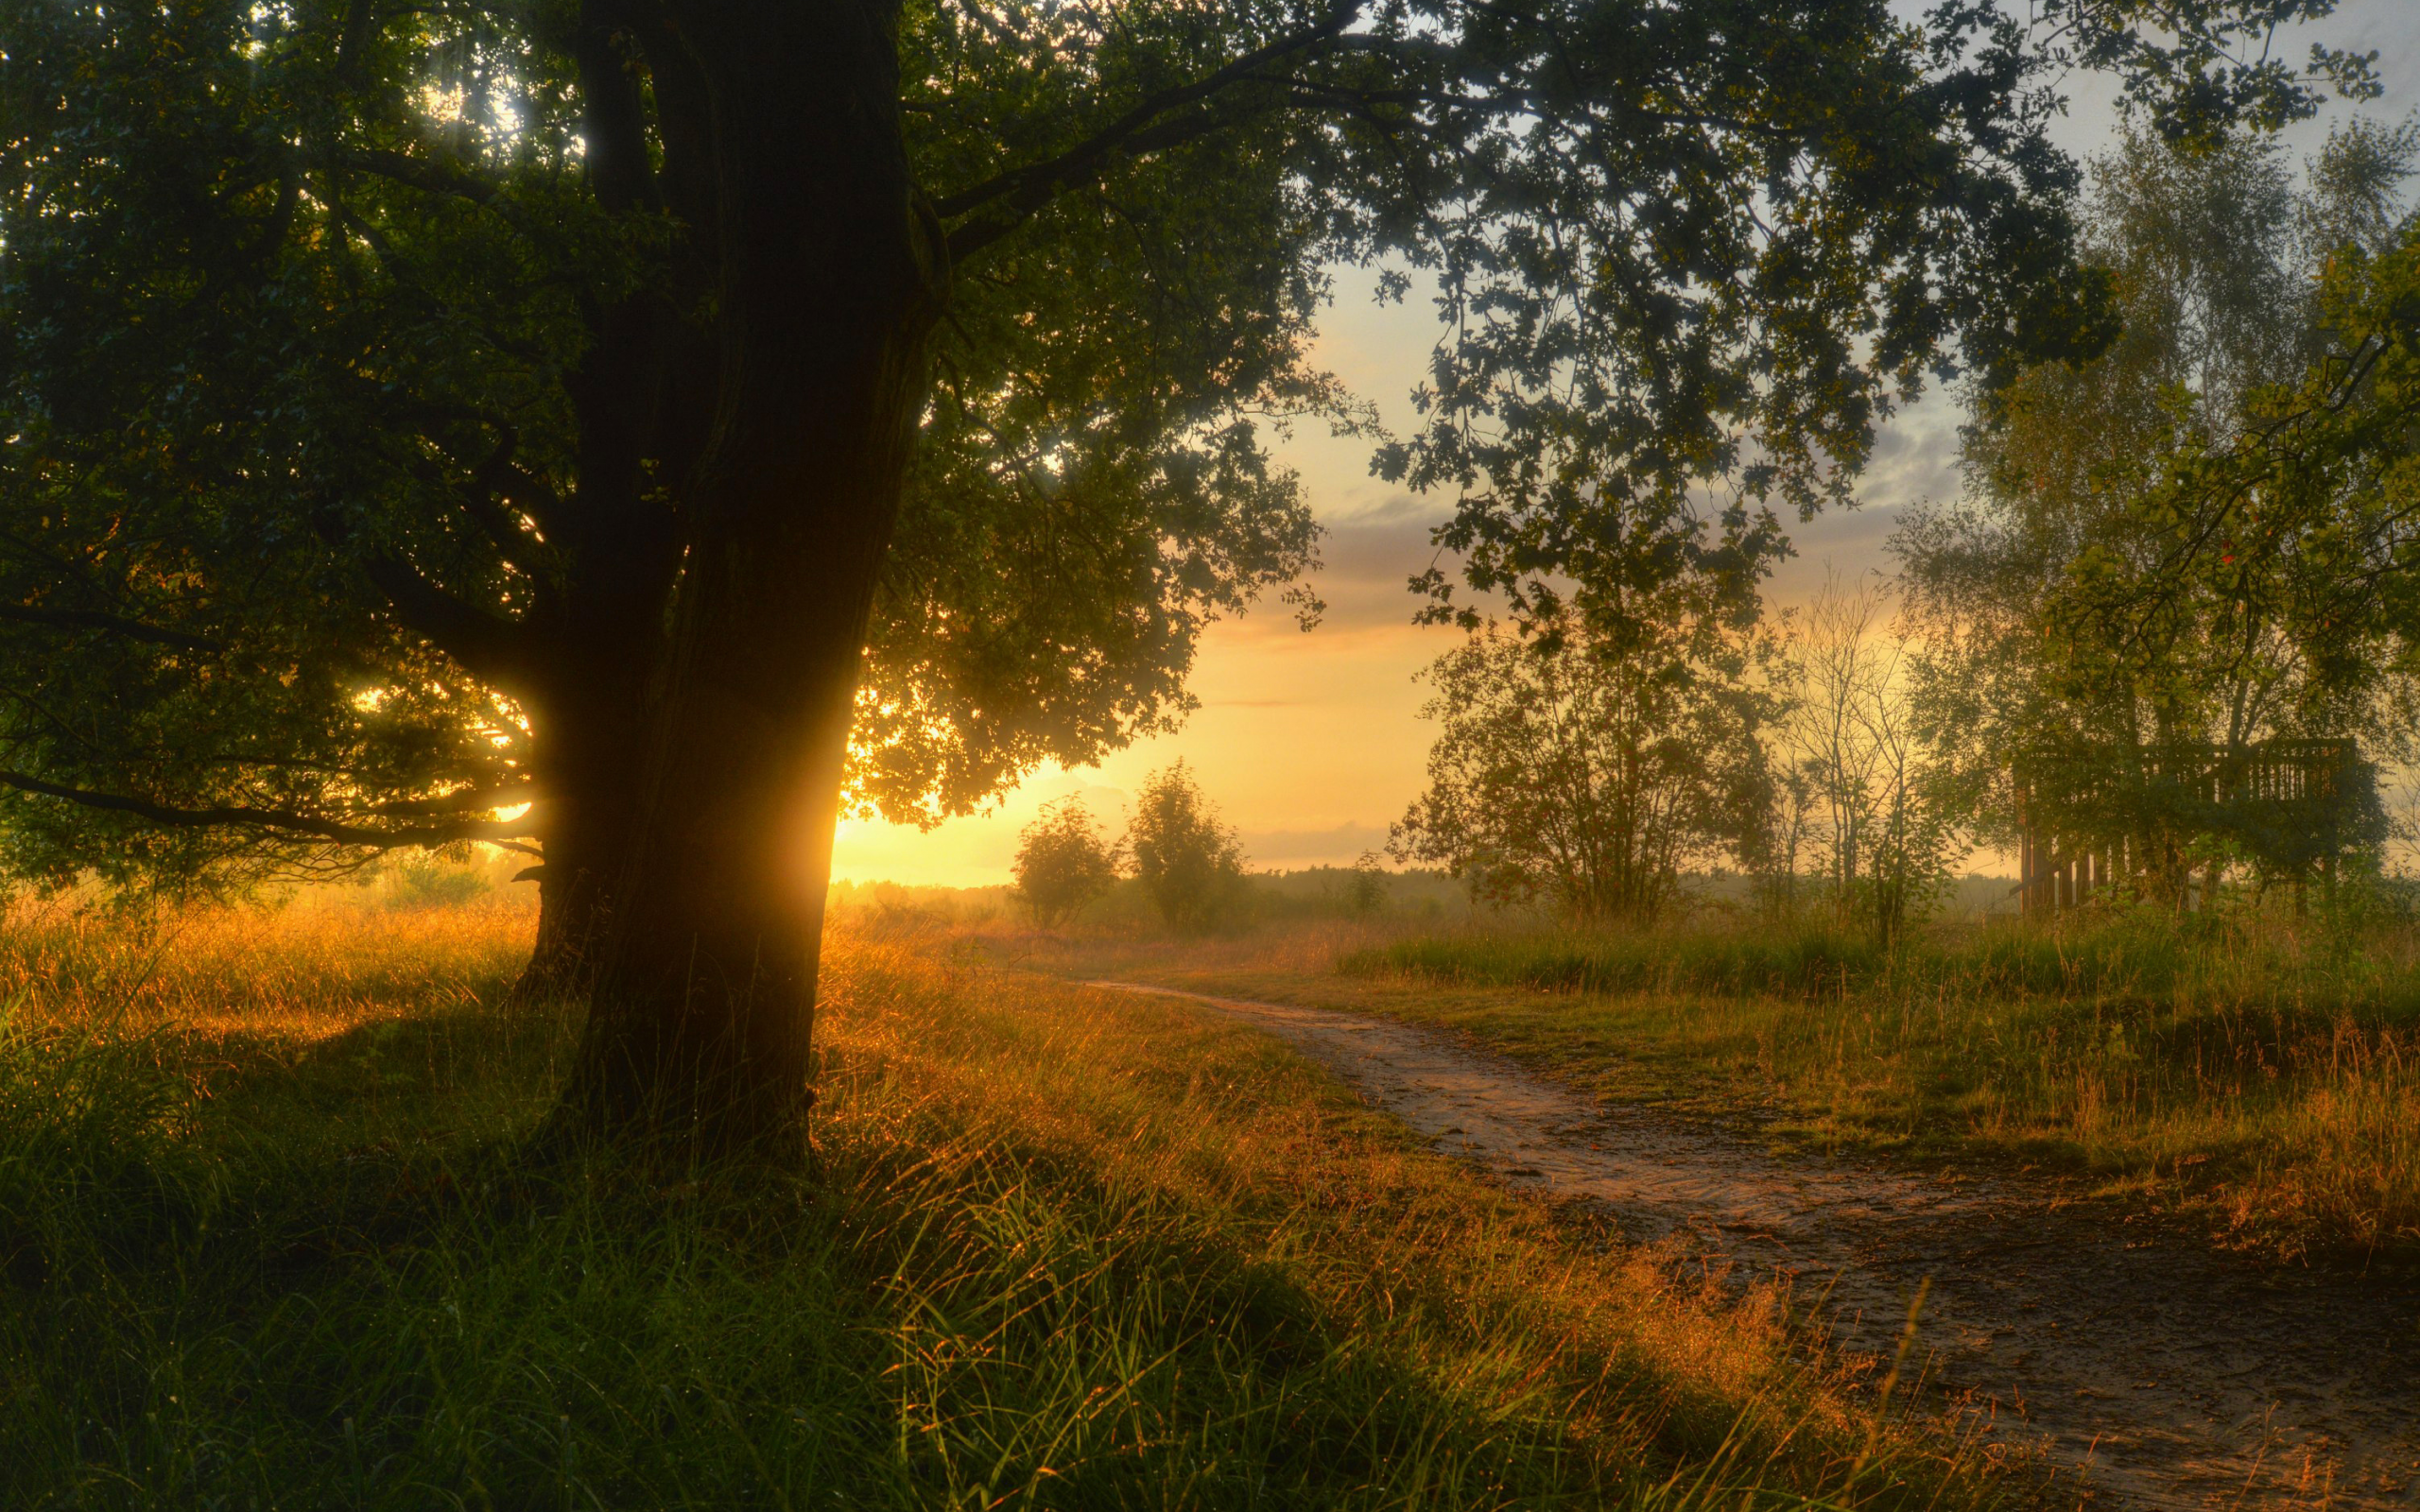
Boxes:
[13,4,2420,1504]
[836,0,2420,887]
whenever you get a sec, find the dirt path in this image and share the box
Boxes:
[1092,981,2420,1511]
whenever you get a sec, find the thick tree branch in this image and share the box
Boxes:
[369,782,544,816]
[946,106,1270,261]
[413,432,560,581]
[331,146,551,260]
[0,604,225,653]
[494,461,568,537]
[339,147,512,213]
[0,770,539,850]
[447,478,553,581]
[934,4,1362,254]
[355,550,541,693]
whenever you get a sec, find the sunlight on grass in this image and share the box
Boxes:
[0,903,2027,1510]
[0,893,537,1040]
[1002,905,2420,1261]
[1330,912,2420,1257]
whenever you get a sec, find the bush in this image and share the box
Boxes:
[1128,763,1246,931]
[386,852,493,910]
[1346,851,1388,918]
[1011,799,1121,927]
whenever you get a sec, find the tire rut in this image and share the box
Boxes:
[1090,981,2420,1511]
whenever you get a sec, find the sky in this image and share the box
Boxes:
[834,3,2420,888]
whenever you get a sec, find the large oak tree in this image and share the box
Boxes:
[0,0,2371,1147]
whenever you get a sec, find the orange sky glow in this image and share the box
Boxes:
[834,9,2420,888]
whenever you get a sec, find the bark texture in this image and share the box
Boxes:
[535,0,944,1150]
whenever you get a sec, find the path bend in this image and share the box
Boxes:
[1088,980,2420,1512]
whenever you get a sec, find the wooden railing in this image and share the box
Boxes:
[2013,740,2360,918]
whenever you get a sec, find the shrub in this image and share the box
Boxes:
[1347,851,1388,918]
[1128,763,1246,931]
[1010,799,1121,927]
[387,853,493,910]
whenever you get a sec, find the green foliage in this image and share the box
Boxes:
[1898,121,2420,880]
[1010,799,1121,928]
[2128,191,2420,738]
[1393,611,1774,925]
[0,0,2367,888]
[1126,763,1246,932]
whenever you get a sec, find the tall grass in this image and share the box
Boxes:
[1348,925,1887,1001]
[1330,908,2420,1258]
[0,902,2016,1510]
[1341,905,2420,1012]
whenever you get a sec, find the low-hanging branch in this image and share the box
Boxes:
[0,770,540,852]
[368,782,544,817]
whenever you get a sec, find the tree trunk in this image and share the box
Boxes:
[512,739,634,1001]
[514,556,683,1001]
[552,0,944,1154]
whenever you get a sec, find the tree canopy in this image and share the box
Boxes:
[1898,119,2420,862]
[0,0,2383,1137]
[0,0,2368,893]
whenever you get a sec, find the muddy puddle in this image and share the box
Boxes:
[1090,982,2420,1511]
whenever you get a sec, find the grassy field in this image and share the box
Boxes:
[0,898,2025,1510]
[1002,905,2420,1263]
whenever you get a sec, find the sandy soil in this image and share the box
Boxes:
[1091,981,2420,1511]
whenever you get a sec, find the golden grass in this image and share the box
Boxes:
[0,891,536,1040]
[995,910,2420,1261]
[0,901,2037,1509]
